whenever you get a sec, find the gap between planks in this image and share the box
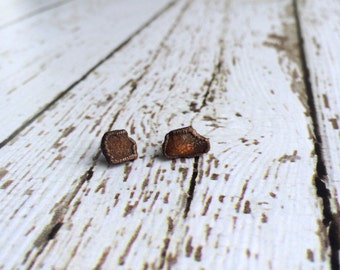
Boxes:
[294,0,340,269]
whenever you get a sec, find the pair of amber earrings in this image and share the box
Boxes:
[101,126,210,165]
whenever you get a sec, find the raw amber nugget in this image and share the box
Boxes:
[162,126,210,159]
[101,130,138,165]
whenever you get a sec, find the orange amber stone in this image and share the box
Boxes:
[162,126,210,158]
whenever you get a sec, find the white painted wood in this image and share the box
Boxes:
[0,1,188,268]
[0,0,330,269]
[297,0,340,212]
[0,0,173,144]
[0,0,70,28]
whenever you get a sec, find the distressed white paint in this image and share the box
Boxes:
[0,0,331,269]
[0,0,173,143]
[298,0,340,211]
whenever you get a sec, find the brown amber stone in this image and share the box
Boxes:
[162,126,210,158]
[101,130,138,165]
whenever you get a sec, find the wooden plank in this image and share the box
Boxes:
[0,1,188,268]
[0,0,71,28]
[0,0,173,145]
[297,0,340,213]
[0,0,330,269]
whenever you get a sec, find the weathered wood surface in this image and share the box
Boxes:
[298,0,340,215]
[0,0,173,144]
[0,0,338,269]
[0,0,71,28]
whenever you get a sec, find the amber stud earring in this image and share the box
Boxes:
[101,130,138,165]
[162,126,210,159]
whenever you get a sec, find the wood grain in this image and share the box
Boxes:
[0,0,333,269]
[0,0,173,144]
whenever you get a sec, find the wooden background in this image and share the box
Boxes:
[1,0,340,269]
